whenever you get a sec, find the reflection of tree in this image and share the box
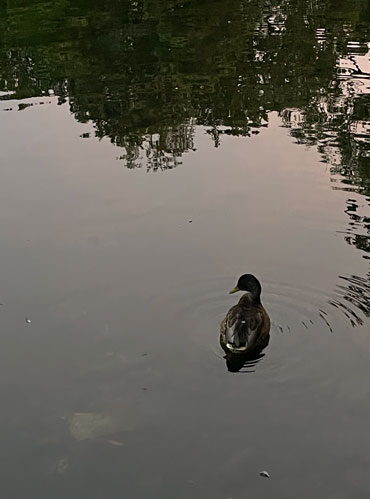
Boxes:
[115,124,195,171]
[0,0,338,161]
[0,3,369,223]
[0,1,369,172]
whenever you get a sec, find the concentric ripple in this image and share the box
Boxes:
[169,273,370,370]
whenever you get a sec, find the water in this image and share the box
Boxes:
[0,1,369,498]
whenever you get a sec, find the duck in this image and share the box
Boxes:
[220,274,270,355]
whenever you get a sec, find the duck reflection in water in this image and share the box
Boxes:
[220,274,270,372]
[225,350,266,373]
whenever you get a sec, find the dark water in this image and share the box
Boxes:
[0,1,370,498]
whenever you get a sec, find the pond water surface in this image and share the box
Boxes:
[0,1,370,498]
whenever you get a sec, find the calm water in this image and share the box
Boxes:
[0,1,370,498]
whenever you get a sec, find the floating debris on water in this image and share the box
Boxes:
[259,470,270,478]
[25,318,32,324]
[188,219,193,223]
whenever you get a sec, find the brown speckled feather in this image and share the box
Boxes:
[220,293,270,354]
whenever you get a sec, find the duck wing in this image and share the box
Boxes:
[224,308,263,348]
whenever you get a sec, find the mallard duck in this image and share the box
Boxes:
[220,274,270,355]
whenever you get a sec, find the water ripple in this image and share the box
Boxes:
[170,273,370,369]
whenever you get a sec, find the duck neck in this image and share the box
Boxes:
[239,291,261,306]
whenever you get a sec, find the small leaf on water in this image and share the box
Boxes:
[259,470,270,478]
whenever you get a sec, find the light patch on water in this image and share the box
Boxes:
[55,457,69,474]
[0,90,15,97]
[69,412,122,441]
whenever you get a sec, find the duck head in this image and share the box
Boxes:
[229,274,262,300]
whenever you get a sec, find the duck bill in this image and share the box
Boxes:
[229,286,240,294]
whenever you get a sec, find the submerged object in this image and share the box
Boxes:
[220,274,270,355]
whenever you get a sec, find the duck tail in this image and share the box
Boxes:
[226,327,248,348]
[234,330,248,348]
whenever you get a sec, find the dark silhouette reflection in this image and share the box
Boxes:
[332,273,370,325]
[225,351,266,373]
[0,1,368,227]
[0,0,369,184]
